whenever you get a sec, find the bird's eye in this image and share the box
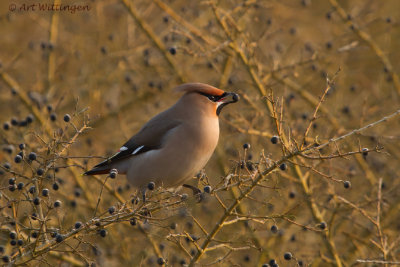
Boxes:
[208,95,218,101]
[199,92,227,102]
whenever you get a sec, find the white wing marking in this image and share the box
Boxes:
[132,145,144,155]
[119,146,128,152]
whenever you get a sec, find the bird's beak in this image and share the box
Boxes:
[216,92,239,115]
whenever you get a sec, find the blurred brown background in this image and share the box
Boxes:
[1,0,400,266]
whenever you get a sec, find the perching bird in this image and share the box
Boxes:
[84,83,239,193]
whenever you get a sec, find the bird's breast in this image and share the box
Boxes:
[125,117,220,188]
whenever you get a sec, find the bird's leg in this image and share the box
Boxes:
[141,188,147,203]
[182,184,204,202]
[183,184,201,194]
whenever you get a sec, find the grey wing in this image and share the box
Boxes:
[85,113,181,173]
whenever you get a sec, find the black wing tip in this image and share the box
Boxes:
[83,167,111,176]
[83,169,94,176]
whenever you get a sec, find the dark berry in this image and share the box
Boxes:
[9,184,16,192]
[203,185,212,193]
[50,231,58,238]
[270,136,279,144]
[344,181,351,189]
[341,106,350,114]
[52,182,59,191]
[2,255,10,263]
[100,46,107,54]
[108,206,116,214]
[362,148,368,156]
[283,252,292,260]
[42,188,49,197]
[75,221,82,229]
[10,240,17,246]
[26,114,34,124]
[37,168,44,175]
[246,161,255,171]
[269,259,277,265]
[18,120,28,127]
[289,191,296,199]
[3,122,10,130]
[31,231,38,238]
[3,146,13,154]
[99,229,107,237]
[271,225,278,234]
[244,254,250,262]
[243,143,250,149]
[50,113,57,121]
[55,234,63,243]
[130,218,137,226]
[47,105,53,112]
[63,114,71,122]
[169,47,176,55]
[157,257,166,265]
[19,143,25,150]
[319,222,327,230]
[14,154,22,163]
[9,177,16,185]
[17,182,24,190]
[9,231,17,239]
[4,162,11,169]
[28,152,37,161]
[109,169,117,179]
[33,197,40,205]
[117,186,123,193]
[326,42,332,49]
[74,188,81,197]
[29,186,36,194]
[326,12,332,19]
[290,234,296,242]
[11,118,18,126]
[17,239,23,246]
[124,74,132,83]
[31,213,38,220]
[279,163,287,171]
[147,182,155,190]
[54,200,62,208]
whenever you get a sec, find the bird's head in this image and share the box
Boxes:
[175,83,239,116]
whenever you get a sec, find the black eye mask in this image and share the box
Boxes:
[199,92,240,115]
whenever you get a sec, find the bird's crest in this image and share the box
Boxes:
[174,83,224,96]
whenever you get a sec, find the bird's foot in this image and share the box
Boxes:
[183,184,205,203]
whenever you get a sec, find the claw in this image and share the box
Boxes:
[183,184,205,203]
[141,188,147,203]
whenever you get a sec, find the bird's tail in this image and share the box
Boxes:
[83,166,111,176]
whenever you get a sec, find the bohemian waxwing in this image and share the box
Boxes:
[84,83,239,192]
